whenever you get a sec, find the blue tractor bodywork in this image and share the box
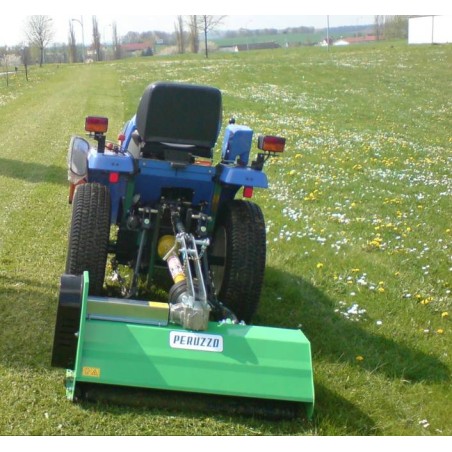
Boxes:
[65,81,283,323]
[85,118,267,224]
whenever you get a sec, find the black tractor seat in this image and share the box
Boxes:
[135,82,223,161]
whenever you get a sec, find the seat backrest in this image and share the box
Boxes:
[136,82,222,159]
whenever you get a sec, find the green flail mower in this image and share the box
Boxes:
[51,81,314,419]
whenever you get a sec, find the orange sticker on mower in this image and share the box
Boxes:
[82,367,101,378]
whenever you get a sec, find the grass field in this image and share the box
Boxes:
[0,42,451,436]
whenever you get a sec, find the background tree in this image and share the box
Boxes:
[122,31,141,44]
[92,16,102,61]
[175,15,186,54]
[374,16,385,40]
[22,46,31,81]
[112,22,122,60]
[24,15,54,67]
[384,16,409,40]
[200,15,226,58]
[187,16,199,54]
[1,49,9,86]
[68,21,77,63]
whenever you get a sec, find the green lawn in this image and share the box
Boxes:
[0,42,451,436]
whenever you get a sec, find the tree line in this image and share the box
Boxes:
[374,16,410,40]
[1,15,414,69]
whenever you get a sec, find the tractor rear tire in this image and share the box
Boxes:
[65,183,111,295]
[210,200,266,323]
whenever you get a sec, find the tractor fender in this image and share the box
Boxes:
[88,152,136,174]
[218,165,268,189]
[221,124,253,165]
[87,153,136,225]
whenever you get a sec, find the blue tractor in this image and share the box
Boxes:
[51,82,314,418]
[64,81,285,326]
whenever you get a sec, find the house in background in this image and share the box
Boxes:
[409,16,452,44]
[121,42,154,57]
[344,35,378,44]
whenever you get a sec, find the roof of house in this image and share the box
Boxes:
[344,35,378,44]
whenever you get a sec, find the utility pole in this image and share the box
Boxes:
[327,15,330,52]
[431,15,435,44]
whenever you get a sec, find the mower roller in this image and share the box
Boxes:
[51,81,314,418]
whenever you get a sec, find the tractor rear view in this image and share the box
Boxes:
[51,81,314,419]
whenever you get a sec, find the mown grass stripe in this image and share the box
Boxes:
[0,43,450,435]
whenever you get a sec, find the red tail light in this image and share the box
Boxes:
[243,186,254,198]
[85,116,108,134]
[109,172,120,184]
[257,135,286,153]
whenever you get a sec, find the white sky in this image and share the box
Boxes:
[1,0,450,46]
